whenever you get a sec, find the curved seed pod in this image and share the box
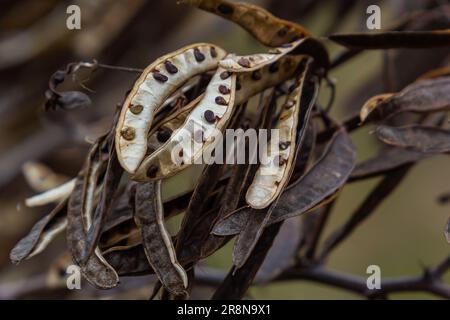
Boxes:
[67,172,119,289]
[235,55,305,104]
[22,161,68,192]
[328,30,450,49]
[360,77,450,123]
[245,59,311,209]
[376,125,450,154]
[134,181,188,296]
[219,38,306,72]
[179,0,310,47]
[116,43,226,174]
[133,66,237,181]
[213,129,356,235]
[147,95,203,152]
[359,93,394,123]
[25,178,76,207]
[103,244,151,276]
[10,199,68,264]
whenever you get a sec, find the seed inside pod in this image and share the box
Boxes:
[156,128,172,143]
[238,57,251,68]
[146,165,158,178]
[277,27,288,37]
[284,101,295,109]
[268,48,282,54]
[269,62,279,73]
[217,3,234,15]
[153,71,168,82]
[178,149,184,157]
[251,70,262,80]
[164,61,178,74]
[236,80,241,90]
[129,104,143,114]
[218,85,230,95]
[194,48,205,62]
[121,127,136,140]
[273,155,286,166]
[220,71,231,80]
[193,130,204,143]
[204,110,216,123]
[279,141,291,150]
[210,46,217,58]
[215,96,228,105]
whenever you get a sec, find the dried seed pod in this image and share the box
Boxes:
[360,77,450,123]
[22,161,68,192]
[219,38,306,72]
[25,179,76,207]
[116,43,226,173]
[133,65,237,181]
[10,199,68,264]
[134,181,188,296]
[179,0,310,47]
[245,59,312,209]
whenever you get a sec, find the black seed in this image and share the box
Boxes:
[204,110,216,123]
[178,149,184,157]
[129,104,143,114]
[220,71,231,80]
[194,48,205,62]
[210,46,217,58]
[217,3,233,14]
[120,127,135,140]
[269,61,279,73]
[273,155,286,166]
[238,57,251,68]
[164,61,178,74]
[156,128,172,143]
[251,70,262,80]
[277,27,288,37]
[146,165,158,178]
[279,141,291,150]
[236,80,241,90]
[219,85,230,94]
[194,130,204,143]
[215,96,227,105]
[153,71,168,82]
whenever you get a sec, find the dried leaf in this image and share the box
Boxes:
[134,181,188,296]
[350,147,429,181]
[360,77,450,122]
[376,125,450,154]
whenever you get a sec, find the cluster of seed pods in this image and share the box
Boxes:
[11,0,333,297]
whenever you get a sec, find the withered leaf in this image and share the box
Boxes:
[134,181,188,296]
[360,77,450,122]
[376,125,450,154]
[10,199,67,264]
[254,217,301,283]
[350,147,429,181]
[329,30,450,49]
[213,129,356,235]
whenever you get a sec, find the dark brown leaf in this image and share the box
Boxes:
[350,147,429,181]
[376,125,450,154]
[360,77,450,122]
